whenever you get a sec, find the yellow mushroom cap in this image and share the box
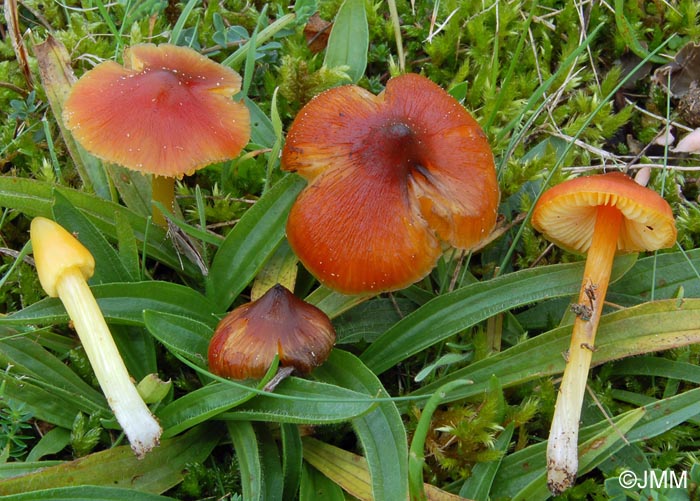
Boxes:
[532,172,677,254]
[30,217,95,297]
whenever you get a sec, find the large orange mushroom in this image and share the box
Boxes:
[63,43,250,225]
[532,171,677,494]
[281,73,499,294]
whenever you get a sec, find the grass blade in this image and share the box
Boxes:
[0,425,221,495]
[206,175,305,310]
[361,255,637,375]
[323,0,368,82]
[313,350,409,500]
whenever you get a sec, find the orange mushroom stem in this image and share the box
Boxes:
[546,205,622,493]
[532,172,677,494]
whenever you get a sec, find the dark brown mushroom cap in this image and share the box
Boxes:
[281,73,499,294]
[63,43,250,178]
[208,284,336,380]
[531,172,677,254]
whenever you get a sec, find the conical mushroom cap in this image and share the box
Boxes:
[30,217,95,297]
[208,285,336,380]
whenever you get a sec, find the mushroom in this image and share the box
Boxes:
[63,43,250,225]
[208,284,336,381]
[30,217,161,458]
[531,172,677,494]
[281,73,499,294]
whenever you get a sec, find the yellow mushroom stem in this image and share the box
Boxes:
[30,217,161,458]
[546,204,623,495]
[151,175,176,227]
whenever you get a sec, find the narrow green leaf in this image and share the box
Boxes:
[305,286,370,319]
[613,0,667,64]
[0,425,221,495]
[281,423,303,499]
[221,376,374,424]
[115,212,141,280]
[144,310,213,369]
[323,0,368,82]
[222,14,296,70]
[409,380,473,501]
[611,389,700,426]
[246,97,276,148]
[302,437,374,501]
[51,190,133,284]
[0,331,104,407]
[0,462,63,480]
[26,428,71,463]
[625,387,700,443]
[492,387,700,497]
[241,6,262,98]
[510,408,645,500]
[258,423,284,500]
[0,485,176,501]
[169,0,200,45]
[361,255,637,375]
[1,282,220,328]
[227,421,262,501]
[157,382,256,438]
[207,175,305,310]
[409,299,700,406]
[0,177,195,275]
[312,350,409,500]
[609,356,700,384]
[105,164,152,218]
[609,248,700,304]
[0,373,104,429]
[263,88,283,193]
[300,463,346,501]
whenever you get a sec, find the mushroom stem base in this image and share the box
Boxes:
[547,204,623,494]
[57,271,162,458]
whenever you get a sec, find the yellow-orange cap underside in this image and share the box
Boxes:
[63,44,250,178]
[532,172,677,254]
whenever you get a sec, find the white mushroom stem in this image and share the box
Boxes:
[57,272,162,457]
[546,205,622,494]
[30,217,161,458]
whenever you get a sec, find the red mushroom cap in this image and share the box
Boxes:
[208,284,336,380]
[281,74,499,294]
[532,172,677,254]
[63,43,250,178]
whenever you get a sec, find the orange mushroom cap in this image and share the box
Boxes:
[532,172,677,254]
[281,73,499,294]
[63,43,250,178]
[208,284,336,380]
